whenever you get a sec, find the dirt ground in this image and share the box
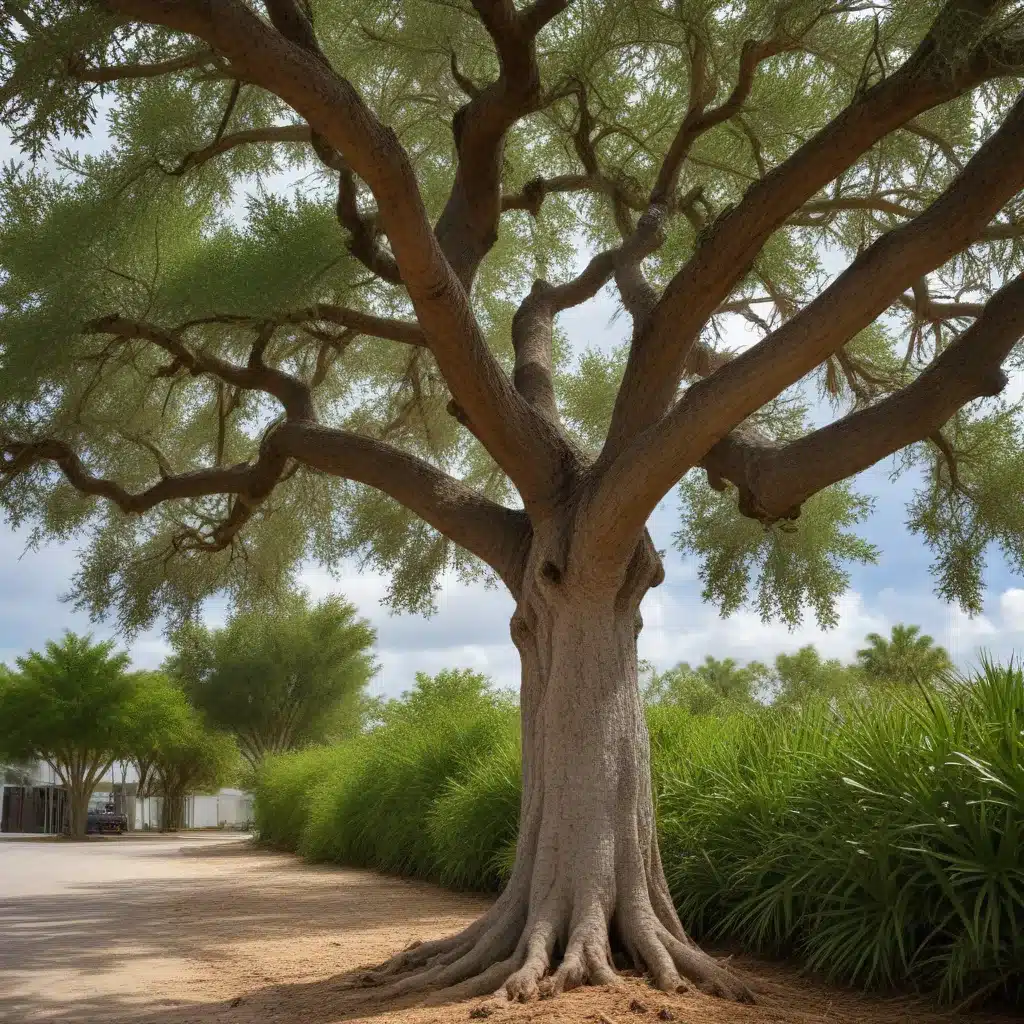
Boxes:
[0,835,1012,1024]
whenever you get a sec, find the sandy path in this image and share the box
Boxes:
[0,835,1009,1024]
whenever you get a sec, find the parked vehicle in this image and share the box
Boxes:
[86,803,127,835]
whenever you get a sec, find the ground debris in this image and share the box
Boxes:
[656,1010,675,1022]
[629,998,649,1013]
[468,1006,493,1019]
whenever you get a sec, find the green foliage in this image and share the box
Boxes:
[254,669,518,884]
[165,591,377,766]
[256,658,1024,1005]
[856,623,954,688]
[768,644,865,708]
[1,2,1019,629]
[676,476,879,629]
[147,701,239,828]
[0,631,136,769]
[657,660,1024,1005]
[643,655,769,714]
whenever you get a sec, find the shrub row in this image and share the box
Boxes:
[254,663,1023,1005]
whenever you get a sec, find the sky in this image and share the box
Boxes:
[2,77,1023,702]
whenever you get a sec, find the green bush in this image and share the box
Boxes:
[254,662,1024,1005]
[253,744,351,850]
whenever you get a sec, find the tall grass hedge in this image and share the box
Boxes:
[254,662,1023,1005]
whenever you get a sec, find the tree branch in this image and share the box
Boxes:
[67,47,219,82]
[84,314,315,420]
[1,423,531,591]
[274,420,531,591]
[159,124,311,176]
[104,0,569,504]
[178,305,427,348]
[603,0,1024,457]
[651,37,787,206]
[699,271,1023,523]
[589,83,1024,565]
[433,0,572,287]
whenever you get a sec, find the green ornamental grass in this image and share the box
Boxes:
[254,660,1023,1006]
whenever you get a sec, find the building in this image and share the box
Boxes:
[0,760,252,834]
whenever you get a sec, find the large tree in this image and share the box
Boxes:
[166,593,376,765]
[2,0,1024,1003]
[0,633,137,836]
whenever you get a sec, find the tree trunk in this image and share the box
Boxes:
[67,785,90,839]
[356,530,751,1004]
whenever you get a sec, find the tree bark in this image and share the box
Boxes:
[67,784,90,839]
[354,526,751,1003]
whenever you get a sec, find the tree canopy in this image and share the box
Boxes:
[856,623,954,686]
[0,631,141,834]
[165,591,377,764]
[0,1,1021,632]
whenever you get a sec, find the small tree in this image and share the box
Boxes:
[643,656,767,714]
[856,624,954,688]
[770,644,863,709]
[149,708,239,831]
[122,671,195,828]
[0,633,136,837]
[166,593,376,766]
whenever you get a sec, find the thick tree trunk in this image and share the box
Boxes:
[355,530,751,1004]
[67,785,90,839]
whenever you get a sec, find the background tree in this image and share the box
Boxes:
[856,623,954,688]
[122,670,194,828]
[643,656,767,714]
[0,633,136,836]
[2,0,1024,1002]
[166,593,376,766]
[768,644,864,708]
[148,705,239,831]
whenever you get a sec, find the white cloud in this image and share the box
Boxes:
[999,589,1024,632]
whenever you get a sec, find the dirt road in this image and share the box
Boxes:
[0,835,1008,1024]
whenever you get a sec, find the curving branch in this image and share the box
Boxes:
[105,0,570,505]
[433,0,572,288]
[588,82,1024,566]
[84,314,315,420]
[0,422,530,589]
[159,123,312,176]
[699,271,1024,524]
[603,0,1024,458]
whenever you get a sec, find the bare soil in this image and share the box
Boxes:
[0,834,1010,1024]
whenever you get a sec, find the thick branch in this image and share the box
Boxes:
[274,420,530,591]
[590,83,1024,564]
[1,424,530,591]
[604,0,1023,455]
[433,1,571,287]
[700,271,1023,523]
[105,0,568,504]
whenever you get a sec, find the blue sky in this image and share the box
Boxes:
[2,96,1023,700]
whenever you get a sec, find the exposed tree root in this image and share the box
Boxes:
[343,889,754,1007]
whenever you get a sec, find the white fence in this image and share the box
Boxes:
[134,791,254,830]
